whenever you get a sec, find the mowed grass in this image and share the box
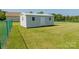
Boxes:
[6,22,79,48]
[6,23,26,49]
[0,21,5,38]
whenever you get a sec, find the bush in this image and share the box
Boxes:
[0,10,6,21]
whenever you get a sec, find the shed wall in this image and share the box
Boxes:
[20,15,27,27]
[45,16,54,25]
[20,14,54,27]
[26,15,40,27]
[26,15,54,27]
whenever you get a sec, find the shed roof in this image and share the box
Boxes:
[21,13,53,16]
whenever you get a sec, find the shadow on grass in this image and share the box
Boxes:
[27,25,59,29]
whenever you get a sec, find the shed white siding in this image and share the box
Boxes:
[26,15,40,27]
[20,13,54,28]
[20,14,27,27]
[40,17,46,26]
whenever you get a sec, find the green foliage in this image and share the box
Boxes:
[0,10,6,21]
[52,13,79,22]
[52,13,65,22]
[29,11,33,13]
[37,11,44,14]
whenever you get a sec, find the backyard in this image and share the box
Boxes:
[5,22,79,49]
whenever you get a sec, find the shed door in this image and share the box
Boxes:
[40,17,45,26]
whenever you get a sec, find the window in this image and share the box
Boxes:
[32,17,35,21]
[49,17,51,21]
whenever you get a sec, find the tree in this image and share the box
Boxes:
[0,10,6,21]
[29,11,33,13]
[52,13,79,22]
[52,13,65,21]
[37,11,44,14]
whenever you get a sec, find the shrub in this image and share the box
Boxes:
[0,10,6,21]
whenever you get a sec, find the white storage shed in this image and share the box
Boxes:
[20,13,54,27]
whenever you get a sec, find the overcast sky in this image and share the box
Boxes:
[2,9,79,16]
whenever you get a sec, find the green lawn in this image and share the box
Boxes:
[6,22,79,49]
[5,23,26,48]
[0,21,5,38]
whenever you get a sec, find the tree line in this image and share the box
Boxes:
[52,13,79,22]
